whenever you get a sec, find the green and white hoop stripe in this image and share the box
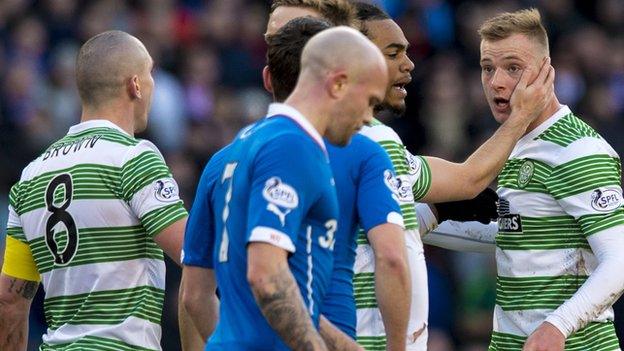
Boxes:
[6,122,187,351]
[490,107,623,350]
[354,120,432,350]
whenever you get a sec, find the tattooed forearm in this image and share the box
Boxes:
[8,278,38,300]
[0,275,35,350]
[251,264,326,351]
[0,316,27,351]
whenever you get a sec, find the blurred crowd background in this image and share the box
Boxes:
[0,0,623,350]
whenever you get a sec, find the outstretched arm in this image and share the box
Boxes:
[423,220,497,253]
[419,58,554,203]
[415,202,497,252]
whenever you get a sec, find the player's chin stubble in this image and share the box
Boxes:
[375,101,406,117]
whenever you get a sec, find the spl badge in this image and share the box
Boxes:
[517,160,534,188]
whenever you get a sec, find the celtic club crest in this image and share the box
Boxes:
[517,160,534,188]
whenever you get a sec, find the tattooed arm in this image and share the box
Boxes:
[247,242,327,351]
[319,316,363,351]
[0,273,39,351]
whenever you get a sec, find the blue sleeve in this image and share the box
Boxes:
[246,134,320,252]
[356,140,403,232]
[182,159,219,268]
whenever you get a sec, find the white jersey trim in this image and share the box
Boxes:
[514,105,569,153]
[386,211,404,228]
[266,103,326,154]
[67,119,131,137]
[249,226,296,253]
[359,124,402,144]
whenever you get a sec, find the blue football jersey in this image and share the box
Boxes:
[321,135,403,338]
[182,144,232,268]
[189,103,339,350]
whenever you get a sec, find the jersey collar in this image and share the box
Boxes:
[266,103,327,154]
[68,119,132,137]
[517,105,571,148]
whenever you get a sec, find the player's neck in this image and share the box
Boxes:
[284,92,328,137]
[524,95,561,135]
[80,102,135,136]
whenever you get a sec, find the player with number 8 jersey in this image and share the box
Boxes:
[2,123,187,349]
[0,31,189,350]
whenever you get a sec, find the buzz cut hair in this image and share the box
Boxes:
[76,30,149,107]
[478,8,549,54]
[270,0,356,26]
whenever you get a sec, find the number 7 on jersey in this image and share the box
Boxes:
[219,162,238,262]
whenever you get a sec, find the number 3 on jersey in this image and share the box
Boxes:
[45,173,78,266]
[319,219,336,250]
[219,162,238,262]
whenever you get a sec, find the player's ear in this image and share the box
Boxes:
[262,66,274,94]
[326,71,348,99]
[127,75,141,100]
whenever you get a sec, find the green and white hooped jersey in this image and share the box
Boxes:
[490,106,623,351]
[354,119,431,350]
[6,120,187,351]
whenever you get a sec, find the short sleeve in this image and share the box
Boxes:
[408,152,432,201]
[246,135,321,253]
[182,159,220,268]
[6,183,26,243]
[545,140,624,237]
[120,140,188,238]
[356,141,403,232]
[3,184,40,281]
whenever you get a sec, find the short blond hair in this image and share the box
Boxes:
[270,0,356,27]
[478,8,549,54]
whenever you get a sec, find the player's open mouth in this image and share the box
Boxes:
[392,76,411,96]
[494,97,510,110]
[393,84,407,94]
[392,84,405,91]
